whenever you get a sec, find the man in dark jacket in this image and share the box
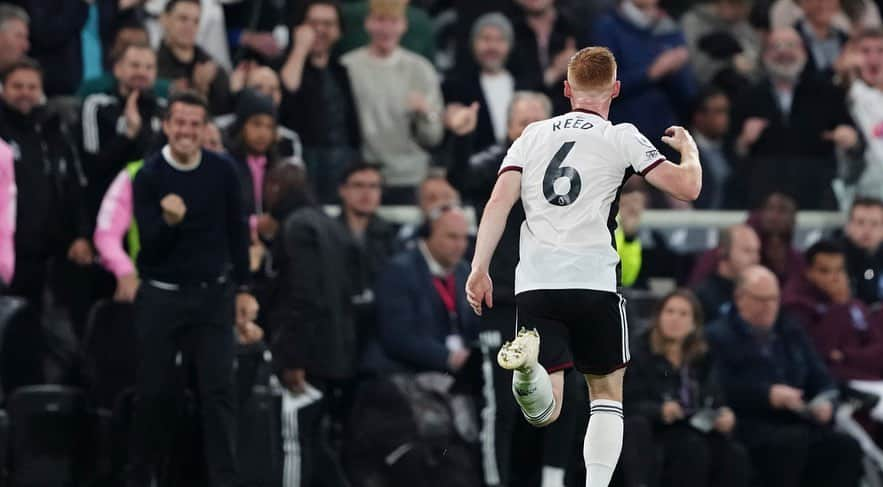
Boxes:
[157,0,232,115]
[364,206,477,374]
[80,41,164,219]
[783,240,883,381]
[838,197,883,307]
[280,0,360,202]
[707,265,863,487]
[0,58,92,313]
[729,27,861,210]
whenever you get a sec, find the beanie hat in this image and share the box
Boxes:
[470,12,514,46]
[234,88,277,128]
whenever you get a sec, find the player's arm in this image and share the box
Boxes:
[466,170,521,315]
[644,126,702,202]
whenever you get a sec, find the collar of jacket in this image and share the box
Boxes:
[0,101,50,130]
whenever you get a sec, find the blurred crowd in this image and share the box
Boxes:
[2,0,883,486]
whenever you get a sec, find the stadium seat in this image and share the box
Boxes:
[7,385,95,487]
[0,297,49,402]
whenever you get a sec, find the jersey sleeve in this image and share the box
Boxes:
[617,124,665,176]
[498,126,532,175]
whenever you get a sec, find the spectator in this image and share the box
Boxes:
[219,65,302,166]
[0,58,92,313]
[729,27,860,210]
[93,122,226,304]
[842,28,883,199]
[15,0,89,96]
[753,191,807,285]
[772,0,881,31]
[783,240,883,379]
[707,265,863,487]
[838,197,883,306]
[681,0,761,90]
[444,13,526,153]
[145,0,232,72]
[341,0,444,204]
[591,0,697,150]
[128,91,259,487]
[691,87,735,209]
[616,183,650,288]
[692,224,762,324]
[280,0,361,203]
[157,0,232,115]
[0,4,29,75]
[77,22,174,100]
[0,138,11,289]
[396,172,461,250]
[365,205,477,374]
[509,0,579,115]
[79,41,164,219]
[795,0,850,81]
[623,289,750,487]
[336,161,399,355]
[225,89,284,243]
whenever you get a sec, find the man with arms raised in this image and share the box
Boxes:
[466,46,701,487]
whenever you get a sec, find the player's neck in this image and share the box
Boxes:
[570,104,609,120]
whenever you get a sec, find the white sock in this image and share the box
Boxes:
[585,400,624,487]
[541,466,566,487]
[512,364,555,425]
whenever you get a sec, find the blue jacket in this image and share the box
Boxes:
[706,308,836,426]
[591,11,696,145]
[362,247,478,374]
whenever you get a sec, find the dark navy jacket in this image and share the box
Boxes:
[362,247,478,374]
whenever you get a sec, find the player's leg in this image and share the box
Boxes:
[569,290,630,487]
[498,327,565,427]
[584,369,625,487]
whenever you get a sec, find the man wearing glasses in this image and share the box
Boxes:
[706,265,863,487]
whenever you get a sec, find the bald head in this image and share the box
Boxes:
[734,265,781,330]
[425,207,470,271]
[246,66,282,107]
[719,224,761,278]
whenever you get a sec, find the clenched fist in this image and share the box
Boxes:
[661,125,698,155]
[160,193,187,226]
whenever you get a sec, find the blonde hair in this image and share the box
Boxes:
[567,46,617,93]
[369,0,407,17]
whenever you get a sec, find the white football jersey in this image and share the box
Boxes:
[498,110,665,294]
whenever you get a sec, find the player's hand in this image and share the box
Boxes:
[465,270,493,316]
[661,125,698,155]
[714,407,736,434]
[661,400,685,424]
[114,273,140,302]
[769,384,805,411]
[160,194,187,225]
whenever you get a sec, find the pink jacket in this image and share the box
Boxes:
[0,139,14,285]
[93,169,136,278]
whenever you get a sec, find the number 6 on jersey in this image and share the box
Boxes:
[542,141,581,206]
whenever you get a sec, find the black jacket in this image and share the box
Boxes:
[79,88,164,217]
[157,44,233,116]
[279,61,361,150]
[269,197,359,379]
[624,332,727,423]
[728,75,859,209]
[693,273,735,324]
[837,232,883,307]
[0,102,89,259]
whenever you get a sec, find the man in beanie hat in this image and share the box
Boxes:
[445,12,530,179]
[342,0,444,204]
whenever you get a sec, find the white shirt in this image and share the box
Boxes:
[499,110,664,294]
[480,72,515,143]
[849,80,883,198]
